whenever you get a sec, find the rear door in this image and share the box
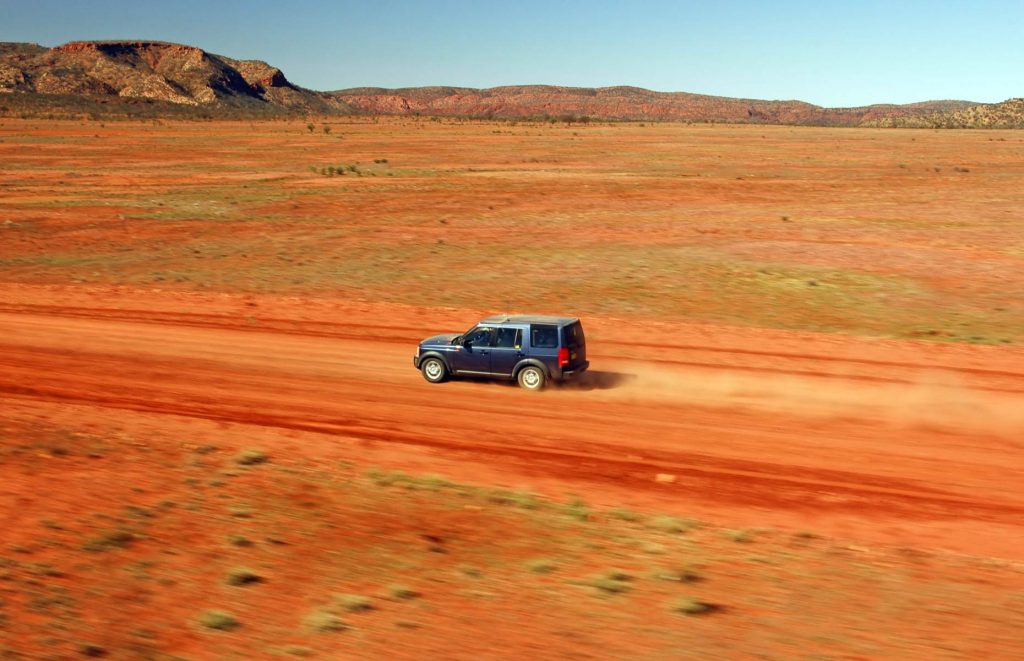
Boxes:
[489,326,524,376]
[528,324,560,373]
[561,321,587,369]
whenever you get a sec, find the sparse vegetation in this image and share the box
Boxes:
[525,558,556,574]
[225,566,263,586]
[563,497,590,521]
[227,534,253,547]
[334,593,372,612]
[725,529,753,543]
[304,610,346,633]
[81,529,134,552]
[199,610,240,631]
[669,597,717,616]
[588,569,633,594]
[234,448,268,466]
[646,515,696,534]
[387,584,420,600]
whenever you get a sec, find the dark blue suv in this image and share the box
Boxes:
[413,315,589,390]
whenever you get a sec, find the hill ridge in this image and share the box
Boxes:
[1,40,1020,126]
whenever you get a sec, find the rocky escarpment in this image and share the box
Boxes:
[866,98,1024,128]
[1,40,1016,125]
[0,41,351,114]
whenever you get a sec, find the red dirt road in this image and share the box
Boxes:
[3,284,1022,561]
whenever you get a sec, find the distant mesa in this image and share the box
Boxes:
[0,40,350,116]
[0,40,1020,127]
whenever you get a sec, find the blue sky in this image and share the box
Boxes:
[1,0,1020,107]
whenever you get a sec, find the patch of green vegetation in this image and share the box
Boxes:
[487,488,540,509]
[587,569,633,594]
[227,505,254,518]
[646,515,696,534]
[655,564,703,583]
[227,534,253,547]
[199,610,240,631]
[669,597,717,616]
[81,528,135,553]
[725,529,753,543]
[304,609,346,633]
[608,508,644,523]
[334,593,373,612]
[387,584,420,600]
[563,497,590,522]
[525,558,557,574]
[225,567,263,586]
[235,449,269,466]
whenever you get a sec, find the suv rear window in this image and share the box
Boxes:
[563,321,585,346]
[530,324,558,348]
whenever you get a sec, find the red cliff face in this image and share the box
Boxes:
[0,40,352,115]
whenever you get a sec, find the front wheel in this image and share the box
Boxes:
[517,365,546,391]
[421,357,448,383]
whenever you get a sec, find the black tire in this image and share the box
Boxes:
[420,357,448,383]
[516,365,546,391]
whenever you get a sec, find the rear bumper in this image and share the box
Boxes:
[556,360,589,381]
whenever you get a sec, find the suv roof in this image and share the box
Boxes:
[478,314,579,326]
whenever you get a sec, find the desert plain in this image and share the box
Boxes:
[1,117,1023,659]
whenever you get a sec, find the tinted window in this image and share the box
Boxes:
[494,327,522,349]
[464,327,494,347]
[563,322,585,346]
[531,324,558,349]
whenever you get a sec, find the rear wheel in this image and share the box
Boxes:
[517,365,546,391]
[421,357,448,383]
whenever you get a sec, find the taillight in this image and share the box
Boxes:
[558,347,569,368]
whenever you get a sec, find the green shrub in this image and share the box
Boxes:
[725,529,753,543]
[589,569,632,594]
[234,449,268,466]
[525,558,556,574]
[647,515,696,534]
[669,597,717,615]
[335,593,372,612]
[199,610,239,631]
[82,529,134,552]
[225,567,262,586]
[388,584,420,600]
[563,497,590,521]
[227,534,252,547]
[304,610,346,633]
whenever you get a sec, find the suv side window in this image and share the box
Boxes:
[530,324,558,349]
[464,326,495,347]
[494,327,522,349]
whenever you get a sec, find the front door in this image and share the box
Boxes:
[451,326,494,375]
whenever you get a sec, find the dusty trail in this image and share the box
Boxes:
[2,300,1023,559]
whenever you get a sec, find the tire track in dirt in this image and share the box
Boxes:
[2,309,1023,530]
[2,303,1022,392]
